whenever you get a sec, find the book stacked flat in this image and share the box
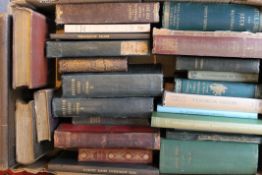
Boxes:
[46,1,163,174]
[151,1,262,174]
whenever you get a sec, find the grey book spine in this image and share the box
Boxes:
[62,73,163,97]
[46,40,149,58]
[176,56,260,73]
[52,97,153,118]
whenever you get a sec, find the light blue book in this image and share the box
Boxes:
[157,105,257,119]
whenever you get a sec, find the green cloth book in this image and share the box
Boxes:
[160,138,258,174]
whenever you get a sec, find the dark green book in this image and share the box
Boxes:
[62,64,163,98]
[166,130,262,144]
[163,2,261,32]
[160,138,258,174]
[46,40,149,58]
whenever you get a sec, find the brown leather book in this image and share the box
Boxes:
[54,124,160,150]
[153,28,262,59]
[0,14,16,170]
[78,148,153,164]
[56,3,159,24]
[13,7,48,89]
[58,57,128,73]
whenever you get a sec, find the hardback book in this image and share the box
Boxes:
[145,0,262,6]
[175,78,262,98]
[160,138,258,174]
[166,130,262,144]
[78,148,153,164]
[56,0,141,3]
[13,7,48,89]
[50,33,150,40]
[52,97,153,118]
[151,112,262,135]
[34,89,57,142]
[176,56,260,73]
[56,3,159,24]
[62,64,163,97]
[64,24,150,33]
[47,40,149,57]
[48,152,159,175]
[72,117,150,126]
[157,105,257,119]
[0,14,16,170]
[163,91,262,113]
[188,71,259,83]
[16,100,52,165]
[162,2,261,32]
[58,57,128,73]
[153,28,262,58]
[54,124,160,150]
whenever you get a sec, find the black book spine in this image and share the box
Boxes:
[52,97,153,118]
[46,40,149,57]
[62,74,163,97]
[72,117,150,126]
[176,56,260,73]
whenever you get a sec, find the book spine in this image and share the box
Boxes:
[52,97,153,117]
[166,130,261,144]
[157,105,258,119]
[163,91,262,113]
[46,41,149,57]
[175,78,257,98]
[160,139,258,174]
[163,2,261,32]
[187,71,259,82]
[151,115,262,135]
[62,73,162,97]
[56,3,159,24]
[78,148,153,164]
[54,131,160,150]
[175,56,260,73]
[50,33,151,40]
[152,28,262,58]
[48,163,159,175]
[58,58,128,73]
[64,24,150,33]
[72,117,150,126]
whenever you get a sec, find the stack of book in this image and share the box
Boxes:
[152,1,262,174]
[46,1,163,174]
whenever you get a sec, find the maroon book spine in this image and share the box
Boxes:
[56,3,159,24]
[54,131,160,150]
[78,148,153,164]
[153,28,262,59]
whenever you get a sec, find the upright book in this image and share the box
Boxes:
[160,139,258,174]
[0,14,16,170]
[56,3,159,24]
[13,7,48,89]
[162,2,261,32]
[62,65,163,97]
[153,28,262,58]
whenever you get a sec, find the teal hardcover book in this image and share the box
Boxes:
[175,78,260,98]
[160,138,258,174]
[163,2,261,32]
